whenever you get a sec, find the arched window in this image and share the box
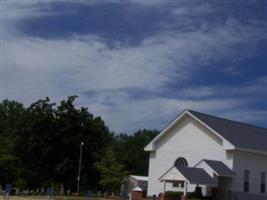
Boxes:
[174,157,188,168]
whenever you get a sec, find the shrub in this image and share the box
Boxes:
[164,191,183,200]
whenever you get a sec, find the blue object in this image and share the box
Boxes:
[152,194,157,200]
[47,187,53,196]
[122,192,128,200]
[5,184,12,194]
[87,190,92,200]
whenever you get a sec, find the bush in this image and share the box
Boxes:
[15,178,27,191]
[164,191,183,200]
[188,187,203,199]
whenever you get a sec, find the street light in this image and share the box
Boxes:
[77,141,84,195]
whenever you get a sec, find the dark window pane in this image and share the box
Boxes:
[173,182,179,187]
[260,172,266,193]
[244,170,250,181]
[174,157,188,168]
[244,182,249,192]
[243,170,250,192]
[261,183,265,194]
[180,181,184,188]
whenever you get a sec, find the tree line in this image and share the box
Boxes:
[0,96,158,194]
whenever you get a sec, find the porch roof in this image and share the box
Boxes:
[160,166,216,185]
[178,167,216,185]
[202,159,236,177]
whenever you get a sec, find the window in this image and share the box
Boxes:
[173,181,179,187]
[174,157,188,168]
[180,181,184,188]
[261,172,266,194]
[172,181,184,188]
[244,170,250,192]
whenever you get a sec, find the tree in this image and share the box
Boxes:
[14,96,112,191]
[113,129,159,175]
[0,96,158,192]
[14,97,57,188]
[0,100,25,186]
[53,96,112,191]
[96,147,128,193]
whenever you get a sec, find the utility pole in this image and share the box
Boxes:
[77,141,84,195]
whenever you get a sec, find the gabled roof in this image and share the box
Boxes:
[177,167,216,185]
[132,186,143,192]
[188,110,267,153]
[145,110,267,154]
[200,159,236,177]
[159,166,216,185]
[130,175,148,182]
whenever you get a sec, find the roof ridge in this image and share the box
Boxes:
[187,109,267,131]
[203,159,221,162]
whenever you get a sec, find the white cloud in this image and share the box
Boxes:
[180,87,214,98]
[1,1,266,132]
[219,67,244,76]
[0,0,56,20]
[77,90,246,132]
[220,109,267,127]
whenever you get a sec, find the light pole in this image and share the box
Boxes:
[77,141,84,195]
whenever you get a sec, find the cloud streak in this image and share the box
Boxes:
[1,1,267,132]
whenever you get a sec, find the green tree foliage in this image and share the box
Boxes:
[0,96,159,193]
[96,147,128,193]
[0,97,111,191]
[0,100,25,185]
[113,129,159,175]
[14,97,57,188]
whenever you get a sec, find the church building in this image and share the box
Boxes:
[145,110,267,200]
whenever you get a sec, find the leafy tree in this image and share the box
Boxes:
[113,129,159,175]
[53,96,112,191]
[0,96,158,193]
[0,100,25,185]
[96,147,128,193]
[14,96,112,191]
[14,97,57,188]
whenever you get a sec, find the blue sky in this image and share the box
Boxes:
[1,0,267,133]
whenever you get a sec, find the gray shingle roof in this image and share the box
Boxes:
[203,159,236,177]
[188,110,267,153]
[176,167,216,185]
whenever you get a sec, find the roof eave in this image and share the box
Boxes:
[159,166,190,184]
[234,147,267,156]
[145,110,237,152]
[144,110,189,151]
[187,111,236,149]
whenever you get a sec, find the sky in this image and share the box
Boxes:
[0,0,266,133]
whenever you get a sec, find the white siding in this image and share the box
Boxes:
[147,116,233,196]
[232,150,267,195]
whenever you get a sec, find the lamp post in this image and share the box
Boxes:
[77,141,84,195]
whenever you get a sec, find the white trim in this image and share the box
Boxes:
[130,175,148,181]
[144,110,235,151]
[144,111,188,151]
[194,159,235,177]
[159,166,190,184]
[186,112,235,150]
[234,147,267,156]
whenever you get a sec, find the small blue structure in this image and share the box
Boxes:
[87,190,92,200]
[47,187,53,199]
[121,192,128,200]
[5,184,12,194]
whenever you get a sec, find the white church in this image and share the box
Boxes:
[144,110,267,200]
